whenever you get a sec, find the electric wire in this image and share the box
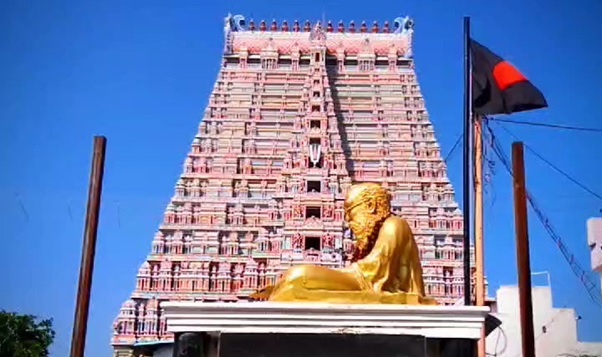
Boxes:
[510,310,563,357]
[15,193,29,222]
[443,133,463,163]
[486,322,508,357]
[489,117,602,133]
[493,120,602,202]
[484,123,602,308]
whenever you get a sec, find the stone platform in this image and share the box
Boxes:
[163,302,490,357]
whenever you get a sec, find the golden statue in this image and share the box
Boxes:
[251,183,436,305]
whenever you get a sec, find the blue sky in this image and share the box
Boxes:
[1,0,601,356]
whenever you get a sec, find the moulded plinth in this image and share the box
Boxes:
[164,302,490,357]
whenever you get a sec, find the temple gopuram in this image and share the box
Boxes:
[112,14,476,356]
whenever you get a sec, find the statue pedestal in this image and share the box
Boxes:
[163,302,490,357]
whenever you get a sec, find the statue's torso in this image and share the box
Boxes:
[354,216,418,293]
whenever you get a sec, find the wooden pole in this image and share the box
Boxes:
[511,142,536,357]
[474,116,486,357]
[462,15,472,307]
[69,136,107,357]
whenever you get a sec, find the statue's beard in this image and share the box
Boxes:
[350,217,382,262]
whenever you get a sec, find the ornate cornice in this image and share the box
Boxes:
[223,14,414,58]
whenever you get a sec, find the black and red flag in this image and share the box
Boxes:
[470,39,547,115]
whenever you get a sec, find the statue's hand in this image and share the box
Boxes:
[249,285,274,300]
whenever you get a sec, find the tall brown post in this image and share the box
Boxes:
[474,116,486,357]
[70,136,107,357]
[511,142,536,357]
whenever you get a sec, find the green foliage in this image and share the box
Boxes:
[0,311,55,357]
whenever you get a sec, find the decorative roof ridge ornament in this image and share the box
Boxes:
[230,14,247,32]
[393,16,414,35]
[359,37,374,56]
[224,15,414,36]
[223,14,246,54]
[393,15,414,58]
[309,21,327,43]
[223,13,233,54]
[261,37,279,58]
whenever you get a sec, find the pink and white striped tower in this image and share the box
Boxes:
[111,14,477,356]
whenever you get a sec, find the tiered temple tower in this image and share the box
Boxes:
[112,14,476,356]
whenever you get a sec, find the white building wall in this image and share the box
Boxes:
[486,286,602,357]
[587,218,602,294]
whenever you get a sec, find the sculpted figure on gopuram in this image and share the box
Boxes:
[251,182,437,305]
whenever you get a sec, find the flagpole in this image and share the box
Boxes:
[474,115,486,357]
[462,16,472,307]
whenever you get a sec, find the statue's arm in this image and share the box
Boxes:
[360,220,398,293]
[398,218,427,296]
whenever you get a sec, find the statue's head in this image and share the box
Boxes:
[344,183,392,261]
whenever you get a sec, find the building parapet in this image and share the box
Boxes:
[223,14,414,58]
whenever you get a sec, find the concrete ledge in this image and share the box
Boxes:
[163,302,490,340]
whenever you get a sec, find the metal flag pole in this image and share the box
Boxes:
[70,136,107,357]
[462,16,472,307]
